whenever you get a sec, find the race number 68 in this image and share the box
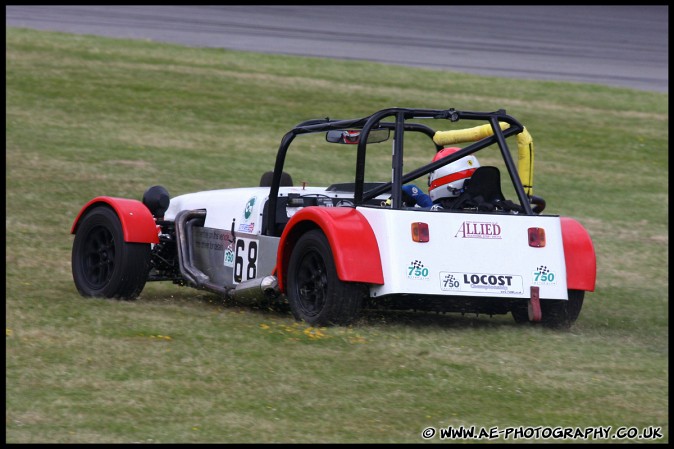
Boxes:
[234,238,258,283]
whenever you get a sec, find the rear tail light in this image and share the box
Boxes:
[411,222,429,242]
[528,227,546,247]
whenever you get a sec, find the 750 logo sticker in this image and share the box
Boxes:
[407,260,430,280]
[532,265,557,285]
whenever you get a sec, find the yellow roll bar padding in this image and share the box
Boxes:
[432,122,534,196]
[516,128,534,196]
[433,122,510,146]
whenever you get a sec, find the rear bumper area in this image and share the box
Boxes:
[367,294,529,316]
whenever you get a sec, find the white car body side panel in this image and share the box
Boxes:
[164,186,568,300]
[164,185,364,287]
[357,207,568,300]
[164,186,332,233]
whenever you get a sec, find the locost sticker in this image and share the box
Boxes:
[440,272,523,295]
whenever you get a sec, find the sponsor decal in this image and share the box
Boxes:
[440,273,461,291]
[532,265,557,285]
[243,196,256,220]
[407,260,430,280]
[238,197,258,233]
[238,222,255,233]
[194,228,228,251]
[223,244,235,267]
[454,221,502,239]
[439,271,523,294]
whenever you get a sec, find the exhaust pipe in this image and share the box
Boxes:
[175,209,229,296]
[230,275,280,304]
[174,209,280,304]
[175,209,209,287]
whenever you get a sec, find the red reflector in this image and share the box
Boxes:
[411,222,429,242]
[528,227,546,247]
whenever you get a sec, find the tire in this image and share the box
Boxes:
[286,229,366,326]
[511,300,530,324]
[541,290,585,328]
[71,205,151,299]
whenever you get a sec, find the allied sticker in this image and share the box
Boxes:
[454,221,502,239]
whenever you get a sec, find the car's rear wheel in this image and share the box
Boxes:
[511,290,584,328]
[510,300,530,324]
[541,290,584,328]
[286,229,365,326]
[71,205,151,299]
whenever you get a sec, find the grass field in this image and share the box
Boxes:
[5,28,668,443]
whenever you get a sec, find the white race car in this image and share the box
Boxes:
[71,107,596,328]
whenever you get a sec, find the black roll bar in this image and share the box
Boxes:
[264,108,531,236]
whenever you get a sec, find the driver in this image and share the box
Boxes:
[401,147,480,209]
[401,184,433,208]
[428,147,480,210]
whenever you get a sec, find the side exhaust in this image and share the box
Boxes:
[174,209,280,304]
[174,209,212,288]
[229,275,280,304]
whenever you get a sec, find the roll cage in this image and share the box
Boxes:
[264,107,532,237]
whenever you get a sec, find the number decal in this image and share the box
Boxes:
[234,238,258,284]
[247,241,257,280]
[234,239,245,283]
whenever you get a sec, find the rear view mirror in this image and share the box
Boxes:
[326,129,390,144]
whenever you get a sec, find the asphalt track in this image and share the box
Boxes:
[5,5,668,93]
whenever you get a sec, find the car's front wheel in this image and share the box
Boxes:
[286,229,366,326]
[71,205,151,299]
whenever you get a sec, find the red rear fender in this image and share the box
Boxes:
[561,217,596,292]
[71,196,159,244]
[276,207,384,292]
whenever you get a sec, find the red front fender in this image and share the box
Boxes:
[561,216,596,292]
[71,196,159,244]
[275,207,384,292]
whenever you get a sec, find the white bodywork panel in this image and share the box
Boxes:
[164,186,568,300]
[165,186,361,233]
[164,186,366,287]
[357,207,568,300]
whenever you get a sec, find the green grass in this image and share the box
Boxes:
[5,27,668,443]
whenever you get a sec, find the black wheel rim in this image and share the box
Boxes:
[295,249,328,318]
[81,225,116,289]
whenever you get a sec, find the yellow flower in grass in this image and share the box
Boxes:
[283,325,300,335]
[303,326,328,340]
[259,323,270,330]
[151,334,172,341]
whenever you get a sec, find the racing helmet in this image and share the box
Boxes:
[428,147,480,201]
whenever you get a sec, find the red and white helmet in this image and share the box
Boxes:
[428,147,480,201]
